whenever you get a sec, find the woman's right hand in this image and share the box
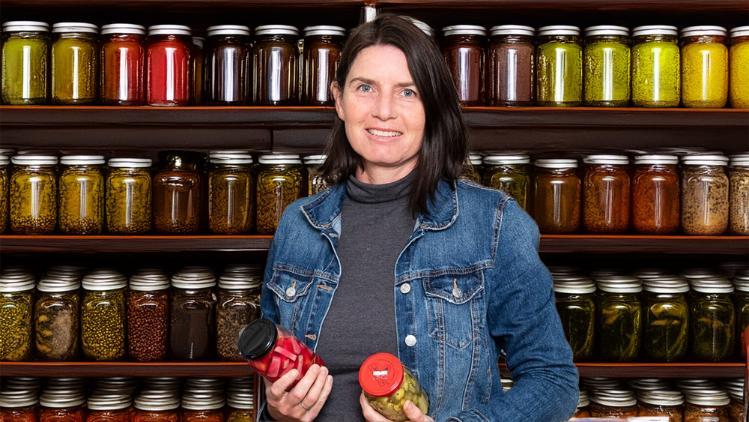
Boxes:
[264,364,333,422]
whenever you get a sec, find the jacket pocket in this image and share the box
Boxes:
[267,265,316,330]
[422,271,485,350]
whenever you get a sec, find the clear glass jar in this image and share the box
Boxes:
[689,278,735,361]
[180,393,225,422]
[59,155,105,234]
[532,159,581,233]
[632,155,680,234]
[359,352,430,421]
[226,378,256,422]
[40,384,86,422]
[487,25,534,106]
[730,26,749,108]
[86,394,132,422]
[729,154,749,234]
[256,154,304,234]
[253,25,300,105]
[1,21,50,104]
[637,390,684,421]
[0,389,38,421]
[584,26,630,106]
[133,391,180,422]
[205,26,252,105]
[81,270,127,361]
[631,26,680,107]
[100,24,146,105]
[536,26,582,106]
[146,25,192,106]
[191,37,204,105]
[684,390,731,421]
[736,274,749,358]
[208,151,253,234]
[302,26,345,106]
[0,272,34,361]
[442,25,487,105]
[51,22,98,105]
[10,155,58,234]
[128,269,170,362]
[680,26,729,108]
[681,155,730,235]
[642,277,689,362]
[106,158,152,234]
[482,154,530,210]
[462,154,482,183]
[1,155,9,233]
[589,390,638,417]
[553,276,596,360]
[596,277,642,361]
[304,155,329,195]
[170,267,217,360]
[583,155,630,233]
[34,276,80,360]
[153,151,203,233]
[216,267,262,361]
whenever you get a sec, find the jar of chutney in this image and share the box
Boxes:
[256,154,303,234]
[583,25,630,106]
[680,26,728,108]
[81,269,127,361]
[536,26,582,106]
[106,158,152,234]
[0,272,35,361]
[59,155,105,234]
[1,21,50,105]
[51,22,99,105]
[532,159,581,233]
[632,26,680,107]
[689,277,735,361]
[153,151,203,233]
[253,25,300,105]
[583,154,630,233]
[487,25,534,106]
[10,155,58,234]
[302,26,345,106]
[482,154,530,210]
[632,155,680,234]
[128,268,170,362]
[205,25,252,105]
[642,277,689,362]
[441,25,486,105]
[596,276,642,361]
[100,24,146,105]
[147,25,192,106]
[208,151,253,234]
[170,266,217,360]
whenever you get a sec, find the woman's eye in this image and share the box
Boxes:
[402,88,416,97]
[357,84,372,93]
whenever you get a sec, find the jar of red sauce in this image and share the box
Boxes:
[146,25,191,106]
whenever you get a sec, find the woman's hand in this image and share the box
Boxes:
[360,392,434,422]
[265,364,333,422]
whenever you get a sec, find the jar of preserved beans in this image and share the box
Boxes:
[684,390,731,421]
[253,25,300,105]
[133,391,180,422]
[536,26,582,106]
[689,278,735,361]
[59,155,105,234]
[736,274,749,358]
[208,151,253,234]
[34,276,80,360]
[487,25,534,106]
[216,267,262,361]
[256,154,304,234]
[0,272,34,361]
[147,25,192,106]
[442,25,486,105]
[106,158,152,234]
[128,268,170,362]
[304,155,329,195]
[583,154,630,233]
[680,26,729,108]
[359,352,429,422]
[170,266,217,360]
[596,276,642,361]
[632,154,680,234]
[303,26,345,106]
[583,26,630,106]
[637,390,684,421]
[729,154,749,234]
[642,277,689,362]
[0,389,38,420]
[181,392,225,422]
[532,159,581,233]
[86,394,132,422]
[589,390,638,417]
[631,26,680,107]
[40,386,86,422]
[191,37,204,105]
[574,390,591,417]
[204,25,251,105]
[51,22,98,105]
[1,155,8,233]
[482,154,530,210]
[1,21,50,104]
[553,276,596,360]
[10,155,58,234]
[681,154,730,235]
[81,270,127,361]
[100,24,146,105]
[153,151,203,233]
[730,26,749,108]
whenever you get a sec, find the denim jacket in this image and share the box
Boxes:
[260,178,579,422]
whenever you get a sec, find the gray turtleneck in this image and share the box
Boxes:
[315,173,416,421]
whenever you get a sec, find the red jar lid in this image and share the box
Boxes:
[358,353,404,397]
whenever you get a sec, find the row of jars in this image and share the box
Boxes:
[552,266,749,362]
[0,377,256,422]
[0,21,346,106]
[0,264,261,362]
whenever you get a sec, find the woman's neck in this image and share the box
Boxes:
[355,162,417,185]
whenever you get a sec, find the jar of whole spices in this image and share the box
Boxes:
[680,26,729,108]
[589,390,638,417]
[1,21,50,105]
[583,154,630,233]
[532,159,581,233]
[482,154,531,210]
[487,25,535,106]
[1,155,9,233]
[574,390,591,417]
[81,269,127,361]
[191,37,204,104]
[302,26,345,106]
[51,22,99,104]
[59,155,105,234]
[684,390,731,421]
[729,154,749,234]
[584,25,630,106]
[681,154,730,235]
[596,276,642,361]
[128,268,170,362]
[86,394,132,422]
[146,25,192,106]
[536,26,582,106]
[0,389,39,421]
[304,155,329,195]
[34,275,80,360]
[133,391,180,422]
[40,383,86,422]
[106,158,152,234]
[100,24,146,105]
[253,25,300,105]
[631,26,680,107]
[730,26,749,108]
[10,155,58,234]
[632,155,680,234]
[689,278,735,361]
[0,271,34,361]
[256,154,304,234]
[216,266,262,361]
[204,25,252,105]
[736,273,749,357]
[170,266,217,360]
[642,277,689,362]
[181,391,225,422]
[637,390,685,421]
[442,25,486,105]
[208,151,253,234]
[153,151,203,233]
[553,276,596,360]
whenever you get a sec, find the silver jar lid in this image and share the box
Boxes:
[134,390,180,411]
[404,17,433,37]
[192,37,204,48]
[304,155,327,165]
[490,25,534,37]
[96,377,137,390]
[638,390,684,406]
[681,25,727,38]
[3,21,49,32]
[207,25,251,37]
[52,22,98,34]
[442,25,487,37]
[171,266,216,289]
[46,265,86,279]
[60,155,106,166]
[484,154,531,165]
[0,390,38,407]
[130,268,170,291]
[633,25,678,37]
[576,390,589,408]
[0,155,9,166]
[583,154,629,165]
[148,25,191,36]
[730,153,749,167]
[585,25,629,37]
[682,154,729,166]
[219,272,262,290]
[209,151,254,165]
[731,26,749,38]
[227,390,255,409]
[548,265,582,276]
[4,377,41,391]
[108,158,152,168]
[582,377,622,390]
[259,154,302,165]
[553,278,596,294]
[40,390,86,408]
[682,268,719,279]
[685,389,731,406]
[255,25,299,37]
[635,154,679,165]
[590,389,637,407]
[182,392,225,410]
[304,25,346,37]
[643,277,689,293]
[597,276,642,293]
[0,148,17,156]
[0,273,35,292]
[628,378,671,391]
[691,277,734,293]
[101,23,146,35]
[538,25,580,37]
[185,378,224,388]
[37,276,80,292]
[635,268,673,279]
[88,394,132,410]
[143,377,181,389]
[534,158,578,169]
[467,153,482,166]
[734,274,749,292]
[11,155,58,166]
[677,379,718,390]
[222,264,263,276]
[82,269,127,291]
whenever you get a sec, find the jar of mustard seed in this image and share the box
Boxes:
[0,271,35,361]
[208,151,254,234]
[10,155,58,234]
[680,26,729,108]
[81,269,127,361]
[106,158,152,234]
[584,25,630,106]
[51,22,99,105]
[256,154,304,234]
[59,155,105,234]
[536,26,583,106]
[632,26,680,107]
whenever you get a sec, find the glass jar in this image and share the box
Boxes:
[632,155,680,234]
[482,154,530,210]
[86,394,131,422]
[0,389,38,421]
[100,24,146,105]
[10,155,58,234]
[51,22,98,105]
[81,270,127,361]
[729,154,749,234]
[181,393,224,422]
[584,25,630,106]
[574,390,591,417]
[689,278,735,361]
[725,381,745,422]
[553,276,596,360]
[153,151,203,233]
[204,26,251,105]
[146,25,192,106]
[1,21,50,104]
[730,26,749,108]
[637,390,684,421]
[684,390,731,421]
[1,155,9,233]
[253,25,299,105]
[487,25,534,106]
[216,268,262,361]
[736,274,749,358]
[596,277,642,361]
[631,26,680,107]
[0,272,34,361]
[191,37,204,105]
[106,158,152,234]
[442,25,486,105]
[226,378,255,422]
[462,154,482,183]
[304,155,329,195]
[680,26,729,108]
[589,390,638,417]
[583,155,630,233]
[208,151,253,234]
[359,352,429,421]
[40,382,86,422]
[302,26,345,106]
[536,26,582,106]
[170,266,217,360]
[127,269,170,362]
[642,277,689,362]
[34,276,80,360]
[59,155,105,234]
[256,154,304,234]
[532,159,581,233]
[133,391,180,422]
[681,154,730,235]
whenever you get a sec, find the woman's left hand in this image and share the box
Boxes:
[359,393,434,422]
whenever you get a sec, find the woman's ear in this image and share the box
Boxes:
[331,81,345,122]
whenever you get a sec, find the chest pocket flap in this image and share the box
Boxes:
[267,266,316,303]
[423,272,484,305]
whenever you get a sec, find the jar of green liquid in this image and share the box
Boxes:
[584,25,630,106]
[51,22,99,104]
[1,21,50,105]
[536,25,582,106]
[631,26,680,107]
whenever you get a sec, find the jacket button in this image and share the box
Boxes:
[405,335,417,347]
[400,283,411,294]
[452,286,463,299]
[285,286,296,298]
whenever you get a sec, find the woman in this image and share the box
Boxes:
[259,15,578,422]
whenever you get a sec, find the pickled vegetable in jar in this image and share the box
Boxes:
[681,154,729,235]
[1,21,50,105]
[0,272,35,361]
[304,155,329,195]
[684,390,731,421]
[216,265,262,361]
[631,26,680,107]
[642,277,689,362]
[583,155,630,233]
[0,155,9,233]
[10,155,58,234]
[553,276,595,360]
[302,26,345,106]
[256,154,304,234]
[153,151,203,234]
[170,266,216,360]
[680,26,728,108]
[689,278,735,361]
[86,394,131,422]
[441,25,486,105]
[208,151,253,234]
[204,26,251,105]
[81,270,127,361]
[133,391,180,422]
[59,155,105,234]
[632,155,680,234]
[637,390,684,421]
[532,159,581,233]
[536,26,582,106]
[482,154,530,210]
[729,154,749,234]
[35,276,80,360]
[127,269,170,362]
[253,25,300,105]
[0,388,38,421]
[589,390,638,417]
[100,24,146,105]
[106,158,152,234]
[729,26,749,108]
[736,274,749,358]
[596,277,642,361]
[487,25,535,106]
[583,26,630,106]
[51,22,99,105]
[359,352,429,422]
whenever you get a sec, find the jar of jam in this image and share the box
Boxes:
[462,153,482,183]
[596,276,642,361]
[100,24,146,105]
[729,154,749,235]
[637,390,684,421]
[632,26,680,107]
[589,390,638,417]
[680,26,729,108]
[690,278,735,361]
[253,25,300,105]
[208,151,253,234]
[684,390,731,421]
[632,155,680,234]
[536,26,582,106]
[441,25,486,105]
[133,391,180,422]
[730,26,749,108]
[304,155,329,195]
[574,390,591,417]
[482,154,530,210]
[86,394,132,422]
[35,275,80,360]
[736,273,749,358]
[584,25,630,106]
[302,26,345,106]
[487,25,534,106]
[256,154,304,234]
[642,277,689,362]
[146,25,192,106]
[81,270,127,361]
[532,159,581,233]
[359,352,430,421]
[217,266,262,361]
[40,382,86,422]
[1,21,50,105]
[51,22,99,105]
[59,155,105,234]
[681,154,730,235]
[191,37,204,104]
[0,272,34,361]
[128,268,170,362]
[205,25,251,105]
[106,158,152,234]
[170,266,217,360]
[10,155,58,234]
[583,154,630,233]
[153,151,203,233]
[0,389,38,420]
[0,155,8,233]
[553,276,596,360]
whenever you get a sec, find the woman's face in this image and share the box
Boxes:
[332,44,425,181]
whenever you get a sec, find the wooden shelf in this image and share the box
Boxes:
[575,362,746,379]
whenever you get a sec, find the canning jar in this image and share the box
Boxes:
[574,391,591,417]
[642,277,689,362]
[51,22,98,104]
[461,154,482,183]
[153,151,203,233]
[736,274,749,357]
[208,151,253,234]
[680,26,728,108]
[637,390,684,421]
[302,26,345,105]
[170,266,217,360]
[441,25,486,105]
[86,394,131,422]
[536,26,582,106]
[0,389,38,421]
[486,25,534,106]
[684,390,731,421]
[0,272,34,361]
[689,278,735,361]
[133,391,180,422]
[256,154,304,234]
[1,155,8,233]
[553,276,596,360]
[217,267,262,361]
[1,21,50,104]
[681,154,730,235]
[204,25,251,105]
[146,25,192,106]
[359,352,429,422]
[253,25,299,105]
[40,391,86,422]
[226,378,256,422]
[191,37,204,104]
[100,24,146,105]
[304,155,329,195]
[106,158,152,234]
[584,26,630,106]
[631,26,680,107]
[10,155,58,234]
[589,390,638,417]
[482,154,530,210]
[729,154,749,234]
[532,159,581,233]
[724,379,745,422]
[632,155,680,234]
[730,26,749,108]
[59,155,105,234]
[128,269,170,362]
[34,276,80,360]
[81,270,127,361]
[181,392,224,422]
[596,276,642,361]
[583,155,630,233]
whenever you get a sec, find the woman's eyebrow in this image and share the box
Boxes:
[348,77,416,88]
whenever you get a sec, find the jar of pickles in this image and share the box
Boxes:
[59,155,105,234]
[684,390,731,420]
[689,278,735,361]
[170,266,217,360]
[487,25,534,106]
[0,155,8,233]
[0,389,38,420]
[736,273,749,357]
[216,266,262,361]
[304,155,329,195]
[553,276,596,360]
[589,390,638,417]
[133,391,180,422]
[583,155,630,233]
[51,22,99,105]
[208,151,253,234]
[730,26,749,108]
[253,25,300,105]
[681,154,730,235]
[100,24,146,105]
[729,154,749,234]
[10,155,58,234]
[34,276,80,360]
[596,276,642,361]
[536,26,582,106]
[128,269,170,362]
[637,390,684,420]
[0,272,34,361]
[632,26,680,107]
[1,21,50,105]
[302,26,345,106]
[147,25,192,106]
[81,270,127,361]
[584,26,630,106]
[442,25,486,105]
[680,26,729,108]
[482,154,530,210]
[359,352,429,422]
[106,158,152,234]
[632,155,680,234]
[87,394,132,422]
[642,277,689,362]
[205,25,252,105]
[153,151,203,233]
[256,154,304,234]
[532,159,581,233]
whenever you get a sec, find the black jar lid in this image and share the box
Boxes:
[237,319,277,359]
